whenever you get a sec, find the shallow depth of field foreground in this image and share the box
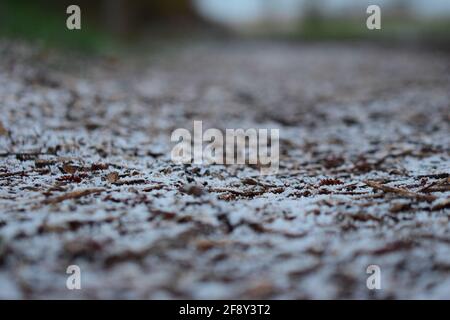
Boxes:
[0,38,449,299]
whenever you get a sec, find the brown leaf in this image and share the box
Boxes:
[319,178,343,186]
[113,179,146,185]
[323,155,345,169]
[106,172,119,183]
[244,280,276,299]
[0,121,7,136]
[91,163,109,171]
[62,163,78,174]
[195,239,216,252]
[56,173,88,183]
[241,177,258,185]
[390,202,411,213]
[35,159,56,168]
[183,184,204,197]
[142,184,164,192]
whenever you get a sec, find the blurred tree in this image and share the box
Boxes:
[101,0,129,36]
[100,0,205,35]
[4,0,207,36]
[391,0,414,19]
[301,0,325,31]
[0,1,6,20]
[303,0,324,22]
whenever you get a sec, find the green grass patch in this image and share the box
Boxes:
[0,0,118,54]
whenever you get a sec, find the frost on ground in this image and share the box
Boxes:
[0,40,449,299]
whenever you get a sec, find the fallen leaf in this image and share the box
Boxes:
[319,178,343,186]
[0,121,7,136]
[106,172,119,183]
[91,163,109,171]
[62,163,78,174]
[183,184,204,197]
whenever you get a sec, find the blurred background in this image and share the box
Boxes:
[0,0,449,53]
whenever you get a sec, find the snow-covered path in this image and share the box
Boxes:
[0,41,449,298]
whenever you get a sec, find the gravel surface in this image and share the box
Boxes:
[0,40,449,299]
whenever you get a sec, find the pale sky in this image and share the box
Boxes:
[195,0,450,25]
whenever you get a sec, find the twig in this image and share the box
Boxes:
[418,177,450,193]
[209,187,284,197]
[0,171,28,179]
[364,180,436,202]
[0,151,57,158]
[112,179,146,186]
[374,149,413,166]
[42,188,105,205]
[432,198,450,211]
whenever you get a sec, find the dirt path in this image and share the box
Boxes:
[0,40,449,299]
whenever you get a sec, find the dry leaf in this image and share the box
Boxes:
[390,202,411,213]
[35,159,56,168]
[91,163,109,171]
[62,163,78,174]
[319,178,343,186]
[0,121,7,136]
[113,179,145,185]
[106,172,119,183]
[183,184,204,197]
